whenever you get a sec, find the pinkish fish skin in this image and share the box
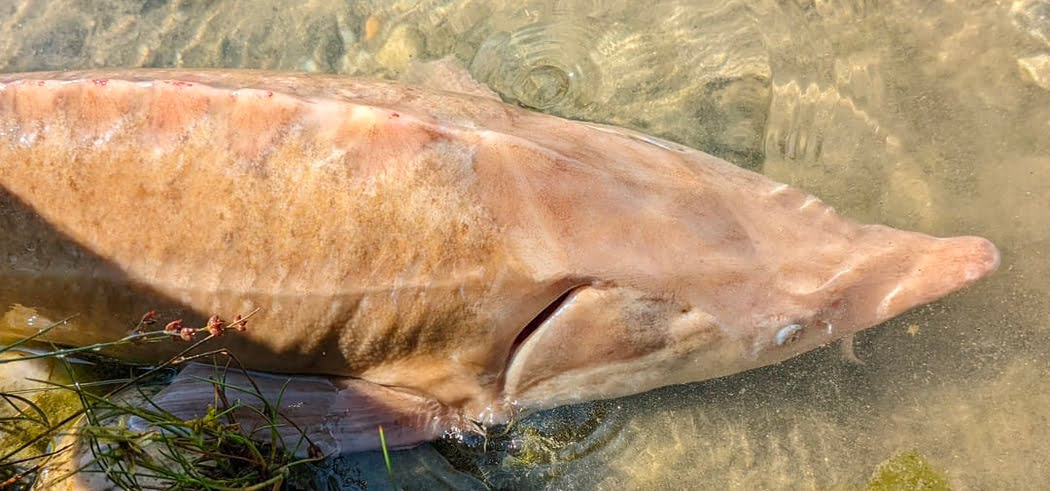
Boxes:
[0,69,999,453]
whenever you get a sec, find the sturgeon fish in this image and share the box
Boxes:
[0,68,998,454]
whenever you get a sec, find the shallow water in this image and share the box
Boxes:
[0,0,1047,488]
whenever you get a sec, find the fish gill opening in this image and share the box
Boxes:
[505,284,588,370]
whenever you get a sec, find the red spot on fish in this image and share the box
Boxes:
[391,112,400,118]
[35,80,44,86]
[171,81,193,88]
[92,78,108,86]
[266,91,274,98]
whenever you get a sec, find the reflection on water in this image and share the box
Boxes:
[0,0,1047,488]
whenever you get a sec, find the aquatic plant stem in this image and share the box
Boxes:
[0,310,261,465]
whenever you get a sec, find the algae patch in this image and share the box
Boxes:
[867,451,951,491]
[0,353,82,486]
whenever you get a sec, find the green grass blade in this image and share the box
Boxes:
[379,425,397,489]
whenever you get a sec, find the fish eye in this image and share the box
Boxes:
[775,324,803,346]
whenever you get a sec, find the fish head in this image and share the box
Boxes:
[489,133,1000,415]
[502,223,999,416]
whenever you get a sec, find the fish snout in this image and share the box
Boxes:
[867,232,1000,326]
[953,235,1001,284]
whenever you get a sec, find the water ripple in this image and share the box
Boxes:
[471,18,604,111]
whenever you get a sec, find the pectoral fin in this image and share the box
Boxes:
[135,363,469,455]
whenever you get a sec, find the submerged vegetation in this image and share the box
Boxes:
[0,310,340,490]
[867,451,951,491]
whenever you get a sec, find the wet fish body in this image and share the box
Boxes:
[0,69,999,452]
